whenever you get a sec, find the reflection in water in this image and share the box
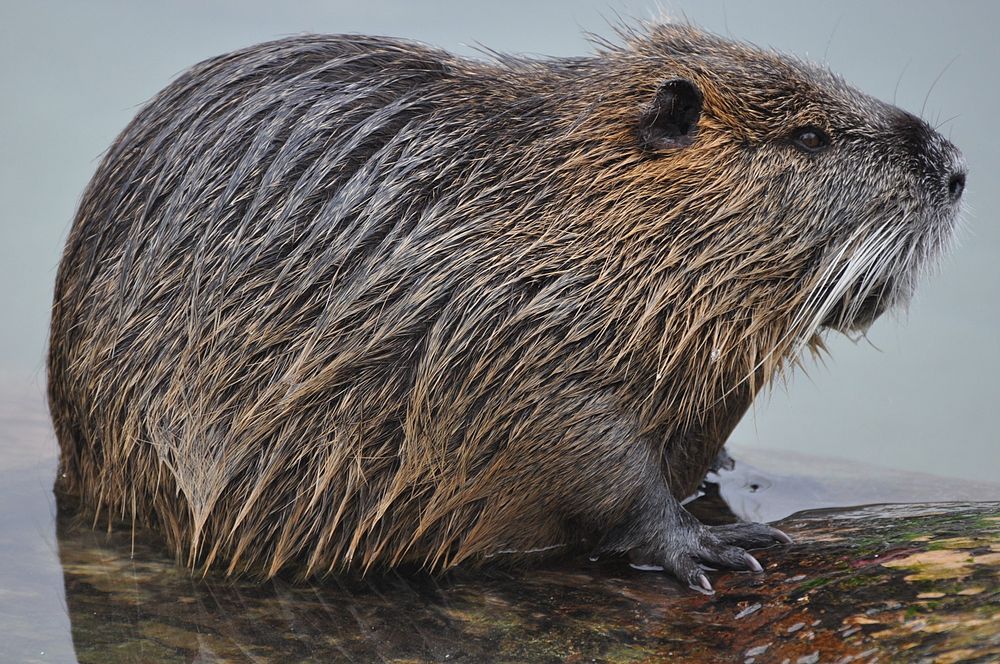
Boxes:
[46,464,810,662]
[56,489,734,663]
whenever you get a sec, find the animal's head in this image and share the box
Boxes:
[595,24,964,380]
[560,23,966,423]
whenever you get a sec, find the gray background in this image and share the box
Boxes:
[1,0,996,480]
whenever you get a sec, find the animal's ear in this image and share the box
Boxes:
[637,78,703,151]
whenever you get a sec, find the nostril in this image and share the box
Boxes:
[948,172,966,201]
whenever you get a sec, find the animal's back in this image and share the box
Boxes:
[48,35,616,575]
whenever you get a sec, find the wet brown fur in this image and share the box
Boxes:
[48,23,964,577]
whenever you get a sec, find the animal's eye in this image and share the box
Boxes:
[791,126,830,153]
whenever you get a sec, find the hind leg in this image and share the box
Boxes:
[428,387,789,591]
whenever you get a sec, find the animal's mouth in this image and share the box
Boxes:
[818,276,896,333]
[814,201,962,336]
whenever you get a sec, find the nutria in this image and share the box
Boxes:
[47,23,966,593]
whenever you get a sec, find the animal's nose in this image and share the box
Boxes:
[892,110,967,205]
[935,136,966,205]
[947,169,966,203]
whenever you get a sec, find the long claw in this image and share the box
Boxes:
[744,552,763,573]
[691,573,715,595]
[772,527,794,545]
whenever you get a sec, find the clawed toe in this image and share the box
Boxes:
[711,521,793,548]
[664,553,717,595]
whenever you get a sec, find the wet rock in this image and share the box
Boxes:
[54,500,1000,663]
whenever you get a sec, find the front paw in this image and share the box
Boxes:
[628,521,792,595]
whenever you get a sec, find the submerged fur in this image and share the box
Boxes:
[48,24,964,577]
